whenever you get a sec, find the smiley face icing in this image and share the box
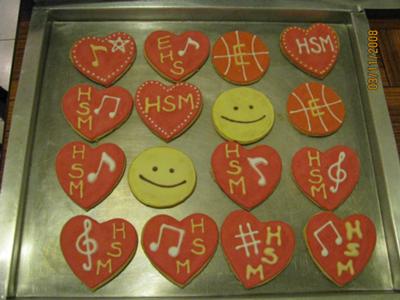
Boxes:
[128,147,196,208]
[212,87,274,144]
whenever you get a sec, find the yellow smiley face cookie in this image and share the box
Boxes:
[212,87,274,144]
[128,147,196,208]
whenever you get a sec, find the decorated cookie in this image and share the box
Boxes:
[211,141,282,210]
[70,32,136,86]
[221,210,295,289]
[142,213,218,287]
[212,31,270,85]
[128,147,196,208]
[212,87,274,144]
[62,84,134,141]
[304,211,376,286]
[287,82,345,136]
[144,31,210,82]
[60,215,138,290]
[56,141,126,210]
[292,145,360,211]
[280,23,339,78]
[135,80,202,141]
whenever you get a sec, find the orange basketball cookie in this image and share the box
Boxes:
[212,31,270,85]
[287,82,345,136]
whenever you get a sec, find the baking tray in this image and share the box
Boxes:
[1,1,400,299]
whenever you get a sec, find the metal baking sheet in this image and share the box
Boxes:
[1,1,400,299]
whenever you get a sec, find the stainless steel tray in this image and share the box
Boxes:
[1,1,400,299]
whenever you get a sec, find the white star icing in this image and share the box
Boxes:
[108,37,130,53]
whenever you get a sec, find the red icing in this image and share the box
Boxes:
[142,213,218,287]
[60,215,138,290]
[70,32,136,86]
[135,80,202,141]
[56,141,126,210]
[211,141,282,210]
[144,31,210,82]
[292,145,360,211]
[221,210,295,289]
[62,83,134,141]
[305,212,376,286]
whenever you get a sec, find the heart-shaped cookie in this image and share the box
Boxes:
[60,215,138,290]
[221,210,295,289]
[292,145,360,210]
[135,80,202,141]
[56,141,126,210]
[144,31,209,82]
[280,23,339,79]
[304,211,376,286]
[211,141,282,210]
[70,32,136,86]
[62,84,134,142]
[142,213,218,287]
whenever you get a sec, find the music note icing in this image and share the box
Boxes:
[87,152,116,183]
[328,151,347,194]
[93,95,121,118]
[247,157,269,186]
[313,220,343,257]
[149,224,185,257]
[89,44,108,67]
[75,219,98,271]
[177,37,200,57]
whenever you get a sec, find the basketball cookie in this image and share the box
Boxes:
[287,82,345,136]
[280,23,339,78]
[60,215,138,290]
[212,87,274,144]
[70,32,136,86]
[291,145,360,211]
[144,31,210,82]
[221,210,295,289]
[142,213,218,287]
[212,31,270,85]
[211,141,282,210]
[56,141,126,210]
[62,84,134,142]
[304,211,376,286]
[135,80,202,142]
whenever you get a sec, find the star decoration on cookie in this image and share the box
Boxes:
[108,37,130,53]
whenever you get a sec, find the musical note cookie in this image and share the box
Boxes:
[60,215,138,290]
[212,31,270,85]
[128,146,196,208]
[287,82,345,136]
[304,212,376,286]
[62,83,134,141]
[212,87,274,144]
[56,141,126,210]
[144,31,209,82]
[70,32,136,86]
[142,213,218,287]
[211,141,282,210]
[291,145,360,210]
[135,80,202,141]
[221,210,295,289]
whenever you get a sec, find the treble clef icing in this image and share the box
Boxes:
[75,219,98,271]
[328,151,347,194]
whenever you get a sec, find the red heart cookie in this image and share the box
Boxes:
[60,215,138,290]
[135,80,202,141]
[304,212,376,286]
[62,84,134,142]
[211,141,282,210]
[70,32,136,86]
[292,145,360,211]
[221,210,295,289]
[280,23,339,79]
[142,213,218,287]
[56,141,126,210]
[145,31,210,82]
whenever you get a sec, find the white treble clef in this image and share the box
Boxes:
[75,219,98,271]
[328,151,347,194]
